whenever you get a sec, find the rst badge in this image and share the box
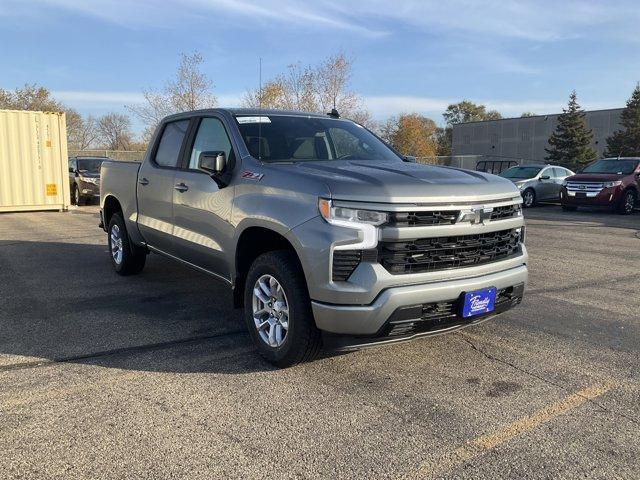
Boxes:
[241,171,264,181]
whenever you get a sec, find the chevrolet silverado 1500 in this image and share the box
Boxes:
[100,109,528,366]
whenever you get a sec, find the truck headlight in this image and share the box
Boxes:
[603,180,622,188]
[318,198,388,226]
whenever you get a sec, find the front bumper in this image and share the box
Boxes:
[312,264,527,337]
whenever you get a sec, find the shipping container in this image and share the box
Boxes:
[0,109,70,212]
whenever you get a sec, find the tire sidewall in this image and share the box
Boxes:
[620,190,636,215]
[108,214,128,273]
[522,189,535,208]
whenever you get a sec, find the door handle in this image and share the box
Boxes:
[174,183,189,192]
[138,177,149,186]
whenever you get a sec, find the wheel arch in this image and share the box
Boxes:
[233,224,305,308]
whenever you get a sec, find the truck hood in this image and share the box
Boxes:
[287,160,520,204]
[566,173,624,182]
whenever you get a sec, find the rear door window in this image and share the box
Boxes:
[154,120,189,168]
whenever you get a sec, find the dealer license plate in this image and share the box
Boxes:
[462,287,497,318]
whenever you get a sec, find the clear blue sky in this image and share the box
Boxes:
[1,0,639,134]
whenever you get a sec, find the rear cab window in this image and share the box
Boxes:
[153,120,190,168]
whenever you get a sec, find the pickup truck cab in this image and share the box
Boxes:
[560,157,640,214]
[100,109,528,366]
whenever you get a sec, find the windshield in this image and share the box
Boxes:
[235,115,400,163]
[499,166,542,179]
[582,159,638,175]
[76,158,103,174]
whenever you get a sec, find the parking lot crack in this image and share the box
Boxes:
[456,332,640,426]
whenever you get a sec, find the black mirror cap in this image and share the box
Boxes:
[403,155,417,163]
[198,151,227,175]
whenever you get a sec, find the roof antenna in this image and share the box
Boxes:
[327,108,340,118]
[258,56,262,161]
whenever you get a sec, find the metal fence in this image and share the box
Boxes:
[68,150,146,162]
[416,155,526,170]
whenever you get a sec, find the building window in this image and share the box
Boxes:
[521,130,530,142]
[463,135,471,145]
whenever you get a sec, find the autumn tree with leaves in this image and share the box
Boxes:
[380,113,438,158]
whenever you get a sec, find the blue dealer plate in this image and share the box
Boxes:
[462,287,497,318]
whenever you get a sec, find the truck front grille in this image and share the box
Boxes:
[377,228,522,275]
[388,204,521,227]
[565,182,604,196]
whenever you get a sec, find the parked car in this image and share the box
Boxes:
[499,164,574,207]
[69,156,106,205]
[99,109,528,367]
[560,157,640,214]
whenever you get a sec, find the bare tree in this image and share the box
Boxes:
[67,110,99,150]
[242,52,370,125]
[97,113,133,150]
[128,52,217,140]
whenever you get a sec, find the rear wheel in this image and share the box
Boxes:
[522,188,536,208]
[107,212,146,275]
[617,189,636,215]
[244,250,321,367]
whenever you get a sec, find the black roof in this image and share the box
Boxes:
[163,108,338,122]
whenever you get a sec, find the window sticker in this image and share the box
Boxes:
[237,116,271,124]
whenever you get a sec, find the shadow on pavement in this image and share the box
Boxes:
[0,239,280,374]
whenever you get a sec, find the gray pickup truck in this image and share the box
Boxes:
[100,108,528,366]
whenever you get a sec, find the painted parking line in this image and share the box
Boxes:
[400,382,614,480]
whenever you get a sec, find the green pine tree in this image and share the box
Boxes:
[605,84,640,157]
[545,91,597,170]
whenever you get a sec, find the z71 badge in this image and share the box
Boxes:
[241,171,264,181]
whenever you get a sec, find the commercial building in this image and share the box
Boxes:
[452,108,623,165]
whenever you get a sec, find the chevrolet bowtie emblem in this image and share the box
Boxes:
[457,206,494,225]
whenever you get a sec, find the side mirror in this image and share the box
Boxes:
[403,155,417,163]
[69,167,74,173]
[198,151,227,176]
[540,175,550,180]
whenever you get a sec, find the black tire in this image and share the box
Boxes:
[562,205,577,212]
[522,188,536,208]
[243,250,321,367]
[107,212,146,275]
[617,189,636,215]
[71,184,79,205]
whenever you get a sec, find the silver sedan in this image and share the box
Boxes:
[499,164,575,207]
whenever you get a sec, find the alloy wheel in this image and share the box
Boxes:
[624,192,635,214]
[110,224,124,265]
[252,274,289,348]
[523,190,534,207]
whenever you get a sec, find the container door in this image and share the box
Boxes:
[136,119,189,253]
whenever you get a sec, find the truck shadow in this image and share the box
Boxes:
[0,240,298,374]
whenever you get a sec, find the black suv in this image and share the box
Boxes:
[68,156,106,205]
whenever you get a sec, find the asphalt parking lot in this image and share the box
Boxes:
[1,204,639,479]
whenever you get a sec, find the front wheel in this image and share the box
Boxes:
[617,190,636,215]
[244,250,321,367]
[107,212,146,275]
[522,188,536,208]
